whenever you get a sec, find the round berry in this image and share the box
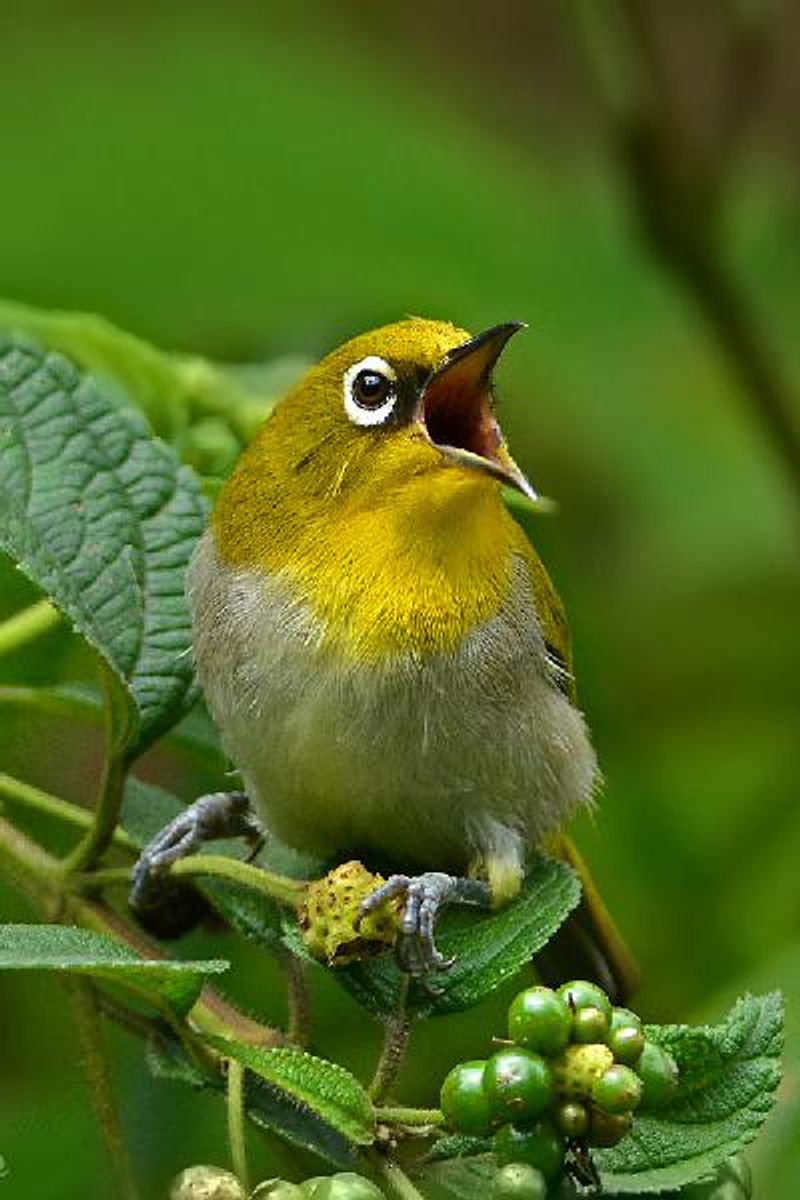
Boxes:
[252,1182,306,1199]
[592,1064,642,1115]
[609,1024,645,1065]
[572,1006,609,1044]
[507,987,572,1056]
[484,1049,554,1123]
[304,1176,385,1200]
[637,1042,679,1110]
[492,1162,547,1200]
[554,1100,589,1138]
[608,1007,643,1037]
[440,1061,493,1135]
[557,980,612,1022]
[588,1108,633,1148]
[495,1119,565,1180]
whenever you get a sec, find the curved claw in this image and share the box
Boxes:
[360,871,472,978]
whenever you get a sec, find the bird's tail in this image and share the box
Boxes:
[535,833,640,1004]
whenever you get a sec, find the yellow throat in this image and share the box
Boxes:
[212,318,543,659]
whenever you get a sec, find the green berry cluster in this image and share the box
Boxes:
[439,980,679,1196]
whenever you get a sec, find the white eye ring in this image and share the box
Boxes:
[343,356,398,427]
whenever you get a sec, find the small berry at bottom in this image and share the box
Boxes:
[572,1006,609,1044]
[484,1049,554,1123]
[169,1165,246,1200]
[493,1163,548,1200]
[555,1100,590,1138]
[301,1174,385,1200]
[637,1041,680,1110]
[507,987,572,1055]
[440,1060,493,1135]
[557,980,612,1021]
[589,1108,633,1148]
[495,1118,565,1179]
[592,1064,643,1115]
[251,1181,305,1199]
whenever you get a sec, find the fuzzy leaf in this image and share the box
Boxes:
[205,1036,375,1148]
[413,1157,497,1200]
[0,334,207,755]
[322,855,580,1017]
[0,924,228,1015]
[596,993,783,1194]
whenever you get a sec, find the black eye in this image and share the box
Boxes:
[352,370,391,409]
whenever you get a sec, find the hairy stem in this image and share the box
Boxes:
[368,976,412,1103]
[226,1058,250,1192]
[69,978,139,1200]
[279,948,312,1046]
[375,1106,444,1129]
[170,853,307,908]
[0,599,60,656]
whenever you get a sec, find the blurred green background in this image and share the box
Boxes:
[0,2,798,1197]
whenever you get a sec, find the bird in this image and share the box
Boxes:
[131,317,636,995]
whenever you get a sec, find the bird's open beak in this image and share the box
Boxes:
[418,322,536,500]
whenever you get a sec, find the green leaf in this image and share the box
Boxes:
[0,924,228,1016]
[412,1157,497,1200]
[0,299,305,474]
[0,334,208,754]
[205,1036,375,1149]
[315,855,580,1018]
[596,993,783,1194]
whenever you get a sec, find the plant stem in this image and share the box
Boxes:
[226,1058,250,1193]
[279,947,312,1046]
[366,1152,426,1200]
[368,976,412,1103]
[0,599,60,656]
[171,853,307,908]
[69,978,139,1200]
[0,772,137,852]
[63,750,129,874]
[374,1106,444,1128]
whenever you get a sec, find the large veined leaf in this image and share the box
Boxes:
[0,334,208,754]
[299,855,580,1018]
[0,924,228,1016]
[596,993,783,1194]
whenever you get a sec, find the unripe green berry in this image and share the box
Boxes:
[588,1108,633,1148]
[484,1048,554,1123]
[554,1100,589,1138]
[492,1162,548,1200]
[637,1041,680,1110]
[609,1007,643,1037]
[592,1064,642,1114]
[608,1024,645,1065]
[507,987,572,1056]
[572,1006,609,1044]
[557,980,612,1022]
[169,1165,246,1200]
[440,1061,493,1135]
[495,1119,565,1180]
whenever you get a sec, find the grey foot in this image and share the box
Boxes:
[359,871,490,977]
[130,791,264,914]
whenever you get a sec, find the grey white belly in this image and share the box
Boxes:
[188,532,597,873]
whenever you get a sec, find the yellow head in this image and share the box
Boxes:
[216,316,531,539]
[213,317,535,655]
